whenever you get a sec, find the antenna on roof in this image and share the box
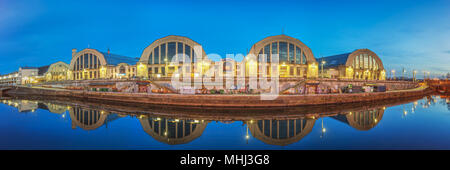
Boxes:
[88,44,90,48]
[107,47,110,54]
[282,27,284,35]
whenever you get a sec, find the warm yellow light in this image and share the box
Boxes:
[322,128,326,133]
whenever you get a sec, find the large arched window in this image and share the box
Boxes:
[119,66,126,74]
[257,41,308,64]
[147,42,194,65]
[352,53,380,70]
[73,53,100,71]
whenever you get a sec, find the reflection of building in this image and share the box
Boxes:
[1,99,38,112]
[38,102,68,114]
[319,49,385,80]
[69,107,122,130]
[332,108,385,130]
[248,119,316,146]
[246,35,318,78]
[139,117,208,145]
[69,48,139,80]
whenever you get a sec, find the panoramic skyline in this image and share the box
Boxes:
[0,0,449,78]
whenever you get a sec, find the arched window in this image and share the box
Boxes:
[258,41,307,64]
[119,66,126,74]
[148,42,194,65]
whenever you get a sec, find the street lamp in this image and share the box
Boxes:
[391,69,396,80]
[321,60,326,78]
[413,70,417,82]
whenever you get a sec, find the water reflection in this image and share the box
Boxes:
[1,94,449,147]
[332,108,384,131]
[140,117,209,145]
[247,119,315,146]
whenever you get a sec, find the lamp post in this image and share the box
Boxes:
[413,70,417,82]
[321,60,326,78]
[402,68,406,80]
[391,69,396,80]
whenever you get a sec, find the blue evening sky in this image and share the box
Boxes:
[0,0,449,78]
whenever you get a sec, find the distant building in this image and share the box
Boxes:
[69,48,139,80]
[0,71,19,86]
[318,49,385,80]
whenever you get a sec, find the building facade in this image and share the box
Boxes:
[69,48,139,80]
[138,35,211,79]
[319,49,385,80]
[44,61,70,82]
[3,34,388,86]
[0,72,19,86]
[245,35,318,78]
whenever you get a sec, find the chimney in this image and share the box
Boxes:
[72,49,77,57]
[108,48,110,55]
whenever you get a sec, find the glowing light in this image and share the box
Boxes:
[322,128,326,133]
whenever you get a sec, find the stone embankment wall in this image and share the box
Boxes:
[5,85,432,107]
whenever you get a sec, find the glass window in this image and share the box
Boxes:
[84,54,88,68]
[302,52,307,64]
[289,43,295,64]
[154,46,160,64]
[296,46,301,64]
[192,48,197,63]
[76,58,80,71]
[279,42,287,63]
[364,54,369,69]
[271,42,278,63]
[177,42,183,62]
[264,44,270,63]
[93,55,97,68]
[89,54,93,68]
[149,53,153,64]
[168,42,176,63]
[184,45,191,63]
[161,43,167,64]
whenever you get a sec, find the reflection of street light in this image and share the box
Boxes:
[320,118,326,138]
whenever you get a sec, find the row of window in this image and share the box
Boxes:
[258,42,307,64]
[352,54,380,70]
[148,42,197,65]
[74,53,101,71]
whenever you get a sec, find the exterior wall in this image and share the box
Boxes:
[6,85,431,107]
[69,49,107,80]
[0,72,19,86]
[323,49,386,81]
[19,68,39,84]
[111,63,137,79]
[45,62,70,82]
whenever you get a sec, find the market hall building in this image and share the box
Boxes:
[69,48,139,80]
[318,49,385,80]
[1,34,386,86]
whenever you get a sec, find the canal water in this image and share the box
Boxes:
[0,95,449,150]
